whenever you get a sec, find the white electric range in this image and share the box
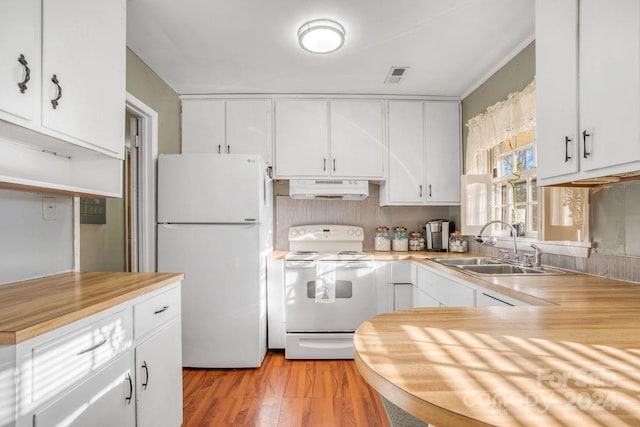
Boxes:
[284,225,376,359]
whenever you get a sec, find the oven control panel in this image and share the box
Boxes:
[288,225,363,241]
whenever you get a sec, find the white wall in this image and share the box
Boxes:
[0,190,73,284]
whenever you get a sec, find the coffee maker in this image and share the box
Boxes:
[425,219,454,251]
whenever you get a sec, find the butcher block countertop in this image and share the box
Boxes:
[0,271,184,345]
[354,253,640,426]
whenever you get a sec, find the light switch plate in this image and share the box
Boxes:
[43,196,56,221]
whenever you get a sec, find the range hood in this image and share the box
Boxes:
[289,179,369,200]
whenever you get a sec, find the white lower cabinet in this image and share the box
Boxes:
[382,261,417,312]
[33,353,135,427]
[413,287,439,308]
[135,321,182,427]
[376,261,532,312]
[415,264,475,307]
[392,284,414,311]
[6,282,182,427]
[476,289,528,307]
[266,258,286,349]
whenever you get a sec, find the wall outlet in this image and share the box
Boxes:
[43,196,56,221]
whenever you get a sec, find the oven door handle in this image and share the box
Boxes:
[325,261,374,269]
[285,261,317,269]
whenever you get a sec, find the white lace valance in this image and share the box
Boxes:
[465,79,536,174]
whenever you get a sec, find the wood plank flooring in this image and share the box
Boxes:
[183,351,391,427]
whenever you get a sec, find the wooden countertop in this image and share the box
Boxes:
[354,254,640,426]
[0,271,184,345]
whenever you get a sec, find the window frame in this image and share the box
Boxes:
[489,131,539,240]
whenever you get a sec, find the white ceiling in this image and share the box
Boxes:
[126,0,534,97]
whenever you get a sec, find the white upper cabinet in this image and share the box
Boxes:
[424,101,461,204]
[0,0,38,123]
[274,99,385,179]
[382,100,425,204]
[536,0,640,185]
[41,0,126,159]
[381,100,461,206]
[181,99,225,153]
[329,100,384,179]
[274,99,330,177]
[0,0,125,197]
[535,0,579,181]
[181,98,273,164]
[226,99,272,162]
[578,0,640,173]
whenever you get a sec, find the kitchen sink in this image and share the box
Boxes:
[432,257,572,276]
[458,263,572,276]
[432,257,501,266]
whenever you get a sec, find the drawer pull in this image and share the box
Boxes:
[154,305,170,315]
[141,361,149,390]
[76,338,107,356]
[125,373,133,404]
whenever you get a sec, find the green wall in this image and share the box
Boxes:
[461,42,536,168]
[126,48,181,154]
[80,49,182,272]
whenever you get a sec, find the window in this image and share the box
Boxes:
[462,129,589,243]
[462,80,590,246]
[489,130,538,238]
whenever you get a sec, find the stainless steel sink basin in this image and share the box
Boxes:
[458,263,571,276]
[433,257,501,266]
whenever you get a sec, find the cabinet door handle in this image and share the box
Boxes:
[227,145,230,154]
[582,130,591,158]
[564,136,572,162]
[17,54,30,93]
[419,185,423,197]
[428,184,432,197]
[323,158,326,171]
[76,338,107,356]
[154,305,169,314]
[125,373,133,404]
[218,144,221,154]
[141,361,149,390]
[51,74,62,109]
[333,158,336,172]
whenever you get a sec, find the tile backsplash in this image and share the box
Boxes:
[273,182,459,250]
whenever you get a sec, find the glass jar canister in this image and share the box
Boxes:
[449,231,468,253]
[408,230,425,251]
[374,226,391,251]
[392,226,408,251]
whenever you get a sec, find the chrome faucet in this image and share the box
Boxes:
[475,220,519,260]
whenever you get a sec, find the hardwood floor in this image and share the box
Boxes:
[183,351,391,427]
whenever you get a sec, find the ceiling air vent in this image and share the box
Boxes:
[384,66,410,84]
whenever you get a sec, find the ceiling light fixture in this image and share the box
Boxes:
[298,19,345,54]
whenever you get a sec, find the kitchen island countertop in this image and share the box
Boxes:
[0,271,184,345]
[354,255,640,426]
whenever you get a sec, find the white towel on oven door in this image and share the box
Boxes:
[315,262,336,303]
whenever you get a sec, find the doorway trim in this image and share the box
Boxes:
[126,93,158,272]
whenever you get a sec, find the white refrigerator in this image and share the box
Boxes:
[157,154,272,368]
